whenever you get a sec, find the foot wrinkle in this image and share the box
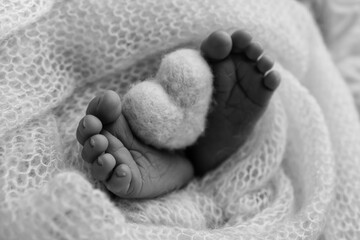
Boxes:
[123,120,137,150]
[226,83,243,108]
[124,175,134,197]
[95,95,102,113]
[234,59,250,79]
[105,168,115,182]
[112,144,127,155]
[133,149,171,181]
[128,150,157,181]
[125,152,145,197]
[214,88,229,96]
[214,70,236,87]
[129,149,144,164]
[223,107,247,128]
[127,134,136,150]
[236,76,265,108]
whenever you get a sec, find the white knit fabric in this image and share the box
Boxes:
[0,0,360,239]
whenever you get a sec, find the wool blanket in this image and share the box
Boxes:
[1,0,360,239]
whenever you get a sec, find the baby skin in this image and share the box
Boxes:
[76,30,280,199]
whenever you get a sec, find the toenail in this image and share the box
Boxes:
[116,165,127,177]
[97,156,103,166]
[116,170,127,177]
[90,138,96,147]
[96,96,102,111]
[82,118,87,128]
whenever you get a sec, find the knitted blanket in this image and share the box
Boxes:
[1,0,360,239]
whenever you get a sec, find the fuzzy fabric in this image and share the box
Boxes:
[122,49,213,149]
[1,0,360,240]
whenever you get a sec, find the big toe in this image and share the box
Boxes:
[201,31,232,61]
[86,90,122,125]
[231,30,253,53]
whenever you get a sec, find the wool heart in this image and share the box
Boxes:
[122,49,213,149]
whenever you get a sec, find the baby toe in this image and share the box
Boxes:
[231,30,252,52]
[245,42,264,61]
[76,115,103,145]
[91,153,116,181]
[81,134,109,163]
[105,164,133,197]
[86,90,122,125]
[201,31,232,61]
[263,70,281,91]
[257,55,274,74]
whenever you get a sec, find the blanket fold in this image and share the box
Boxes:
[1,0,359,239]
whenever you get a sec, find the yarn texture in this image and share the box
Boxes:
[1,0,360,240]
[122,49,213,149]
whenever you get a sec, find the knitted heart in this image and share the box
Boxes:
[122,49,213,149]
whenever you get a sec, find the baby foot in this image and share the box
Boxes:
[186,30,281,175]
[76,91,194,198]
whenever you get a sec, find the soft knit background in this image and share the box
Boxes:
[0,0,360,239]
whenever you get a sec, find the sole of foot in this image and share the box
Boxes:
[187,30,281,175]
